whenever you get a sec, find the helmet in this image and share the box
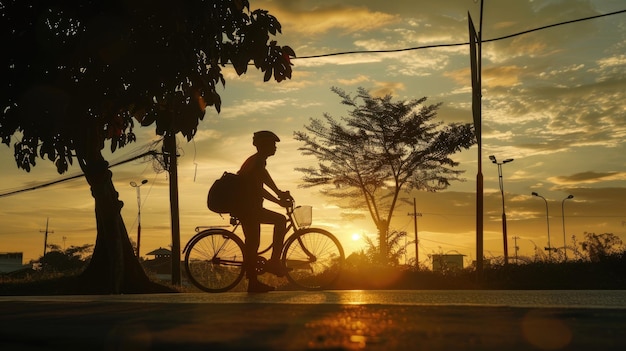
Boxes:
[253,130,280,146]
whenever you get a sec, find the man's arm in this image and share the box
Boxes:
[262,169,283,195]
[262,169,290,205]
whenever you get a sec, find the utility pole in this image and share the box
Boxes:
[408,198,422,267]
[40,217,54,257]
[512,236,520,262]
[164,133,181,286]
[469,0,485,278]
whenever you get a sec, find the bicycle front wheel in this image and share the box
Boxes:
[282,228,345,290]
[184,229,245,293]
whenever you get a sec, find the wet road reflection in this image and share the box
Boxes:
[3,289,625,309]
[1,290,625,350]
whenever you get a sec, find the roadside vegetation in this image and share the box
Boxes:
[1,232,624,295]
[333,231,626,290]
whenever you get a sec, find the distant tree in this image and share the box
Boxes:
[1,0,294,293]
[40,244,94,272]
[294,87,475,261]
[580,232,624,262]
[361,230,409,266]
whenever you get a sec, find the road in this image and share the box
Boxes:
[1,290,625,350]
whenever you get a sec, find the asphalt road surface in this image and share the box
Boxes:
[1,291,625,350]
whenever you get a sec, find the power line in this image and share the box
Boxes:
[0,150,156,198]
[293,9,626,60]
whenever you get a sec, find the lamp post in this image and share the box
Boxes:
[130,179,148,257]
[562,194,574,261]
[532,192,552,260]
[489,155,514,264]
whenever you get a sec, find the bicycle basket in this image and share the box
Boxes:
[293,205,312,227]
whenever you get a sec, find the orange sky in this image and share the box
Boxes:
[2,0,625,266]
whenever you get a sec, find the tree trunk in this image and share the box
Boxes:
[75,154,170,294]
[377,219,388,264]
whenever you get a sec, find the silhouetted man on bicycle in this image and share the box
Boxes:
[235,130,292,293]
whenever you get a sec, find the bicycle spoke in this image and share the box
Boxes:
[185,230,245,292]
[283,229,344,290]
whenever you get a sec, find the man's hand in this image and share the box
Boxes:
[278,190,293,207]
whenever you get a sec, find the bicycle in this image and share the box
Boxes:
[183,201,345,293]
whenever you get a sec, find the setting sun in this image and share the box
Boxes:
[351,233,361,241]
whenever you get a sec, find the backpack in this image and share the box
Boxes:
[207,172,240,213]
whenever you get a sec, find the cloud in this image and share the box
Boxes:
[483,65,524,87]
[596,54,626,69]
[388,51,452,77]
[445,65,523,88]
[258,3,400,36]
[336,74,371,86]
[190,128,223,143]
[293,54,385,68]
[370,82,406,98]
[548,171,626,185]
[219,98,292,119]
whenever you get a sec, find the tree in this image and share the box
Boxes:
[580,232,624,262]
[40,244,94,272]
[1,0,294,293]
[361,230,409,266]
[294,87,475,261]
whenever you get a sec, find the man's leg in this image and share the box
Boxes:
[259,208,288,276]
[240,218,261,281]
[259,208,287,262]
[240,216,273,292]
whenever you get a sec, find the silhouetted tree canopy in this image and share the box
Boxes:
[2,0,294,173]
[294,87,475,259]
[1,0,294,293]
[40,244,94,272]
[581,232,624,262]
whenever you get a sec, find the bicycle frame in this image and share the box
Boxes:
[184,204,302,256]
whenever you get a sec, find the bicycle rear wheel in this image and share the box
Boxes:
[282,228,344,290]
[184,229,245,293]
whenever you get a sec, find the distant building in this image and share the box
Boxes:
[146,247,172,259]
[0,252,26,273]
[431,254,465,272]
[143,247,172,281]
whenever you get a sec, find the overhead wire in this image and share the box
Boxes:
[0,150,157,198]
[293,9,626,60]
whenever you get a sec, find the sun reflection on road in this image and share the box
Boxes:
[304,305,392,349]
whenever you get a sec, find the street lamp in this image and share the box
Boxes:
[489,155,514,264]
[130,179,148,257]
[562,194,574,261]
[531,192,552,260]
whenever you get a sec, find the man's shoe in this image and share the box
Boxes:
[247,280,275,293]
[265,260,292,277]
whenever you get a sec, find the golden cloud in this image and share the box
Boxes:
[548,171,626,185]
[336,74,371,85]
[264,5,400,36]
[483,66,523,87]
[444,65,522,88]
[371,82,406,98]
